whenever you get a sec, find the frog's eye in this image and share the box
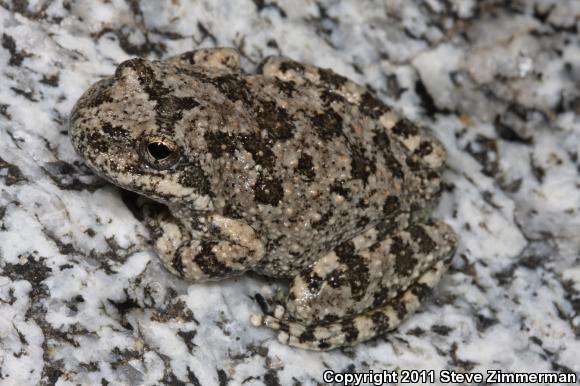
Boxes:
[139,135,180,169]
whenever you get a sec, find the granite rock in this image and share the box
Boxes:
[0,0,579,385]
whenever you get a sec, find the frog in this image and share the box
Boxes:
[69,47,457,351]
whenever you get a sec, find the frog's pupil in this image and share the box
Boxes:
[148,142,172,160]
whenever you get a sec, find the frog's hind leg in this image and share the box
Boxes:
[259,56,447,170]
[259,56,368,105]
[252,221,457,350]
[255,258,449,351]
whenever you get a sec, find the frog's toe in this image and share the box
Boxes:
[250,304,286,329]
[251,313,281,329]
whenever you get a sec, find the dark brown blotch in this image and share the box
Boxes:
[174,96,199,110]
[393,299,408,320]
[392,235,418,276]
[349,143,376,185]
[405,156,423,172]
[383,153,404,179]
[211,74,253,105]
[305,272,324,294]
[179,51,196,64]
[253,172,284,206]
[296,153,315,180]
[310,109,343,140]
[115,58,155,86]
[411,282,433,301]
[83,78,114,109]
[415,141,433,157]
[204,131,238,158]
[331,241,370,301]
[178,162,212,196]
[241,133,276,169]
[278,60,305,74]
[102,122,129,141]
[117,61,179,129]
[298,328,315,344]
[255,100,295,141]
[334,240,355,260]
[371,311,389,328]
[319,89,347,106]
[359,92,390,119]
[193,240,234,276]
[222,202,243,219]
[382,195,400,216]
[374,217,399,242]
[318,68,348,89]
[408,224,436,254]
[274,78,297,97]
[320,314,340,323]
[392,118,419,138]
[340,319,359,342]
[372,286,391,308]
[356,215,370,228]
[171,255,186,278]
[372,129,391,152]
[317,340,331,350]
[87,132,112,154]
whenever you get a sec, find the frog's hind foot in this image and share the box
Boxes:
[251,259,449,351]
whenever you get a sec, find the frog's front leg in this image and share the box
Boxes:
[141,201,265,281]
[252,221,457,350]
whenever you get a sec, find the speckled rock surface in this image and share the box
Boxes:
[0,0,579,385]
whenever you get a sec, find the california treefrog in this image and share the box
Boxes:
[69,47,457,350]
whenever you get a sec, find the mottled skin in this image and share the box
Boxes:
[69,48,457,350]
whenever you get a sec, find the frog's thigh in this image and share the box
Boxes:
[287,221,456,322]
[166,47,240,72]
[253,221,457,350]
[260,258,450,351]
[141,202,264,281]
[259,56,367,104]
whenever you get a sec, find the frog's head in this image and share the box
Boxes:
[69,58,213,210]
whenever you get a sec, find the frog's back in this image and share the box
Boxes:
[68,52,443,278]
[180,69,437,277]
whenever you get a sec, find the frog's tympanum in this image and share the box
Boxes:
[70,48,457,350]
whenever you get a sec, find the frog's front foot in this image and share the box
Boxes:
[141,202,265,281]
